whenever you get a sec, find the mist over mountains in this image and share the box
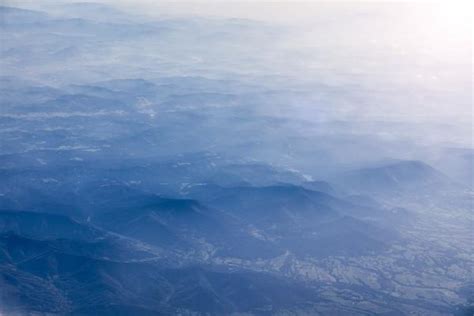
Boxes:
[0,2,472,315]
